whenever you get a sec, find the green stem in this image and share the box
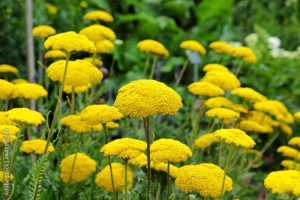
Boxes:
[220,145,235,200]
[167,161,170,199]
[149,56,158,79]
[218,141,223,166]
[143,54,151,77]
[124,159,128,200]
[191,98,206,145]
[9,128,23,173]
[143,117,152,200]
[175,58,189,86]
[235,59,243,76]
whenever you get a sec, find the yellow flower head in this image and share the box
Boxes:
[194,133,220,150]
[279,123,293,136]
[246,111,279,127]
[179,40,206,55]
[79,25,116,43]
[0,171,13,182]
[13,83,47,100]
[128,153,148,167]
[79,104,123,125]
[150,138,192,163]
[137,39,169,57]
[281,160,300,171]
[101,138,146,159]
[175,163,233,197]
[46,3,57,15]
[20,139,54,154]
[6,108,45,126]
[264,170,300,195]
[288,137,300,148]
[0,64,19,74]
[294,111,300,120]
[0,125,19,144]
[231,87,267,103]
[277,146,300,160]
[206,108,240,120]
[239,120,272,134]
[152,162,179,178]
[80,1,88,8]
[114,79,183,117]
[188,81,224,97]
[95,39,115,53]
[83,57,103,66]
[105,122,119,129]
[60,114,103,133]
[60,153,97,184]
[32,25,56,38]
[95,163,134,192]
[83,10,114,22]
[44,50,66,59]
[203,63,229,72]
[214,128,255,148]
[0,79,16,100]
[11,79,28,84]
[44,31,96,54]
[205,97,248,113]
[209,41,233,54]
[202,71,240,90]
[230,46,257,63]
[0,112,14,125]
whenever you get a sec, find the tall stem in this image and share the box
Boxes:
[220,145,235,199]
[124,159,128,200]
[149,56,158,79]
[143,54,151,77]
[143,117,151,200]
[175,59,189,86]
[167,161,170,199]
[9,127,23,173]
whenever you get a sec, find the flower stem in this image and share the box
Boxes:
[235,59,243,76]
[167,161,170,199]
[143,54,151,77]
[124,159,128,200]
[143,117,152,200]
[220,145,235,200]
[149,56,158,79]
[175,58,189,86]
[9,126,23,173]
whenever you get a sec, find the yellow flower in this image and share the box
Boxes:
[95,163,134,192]
[279,123,293,136]
[246,111,279,127]
[80,1,88,8]
[44,31,96,54]
[205,97,248,113]
[6,108,45,126]
[0,125,19,144]
[79,25,116,43]
[239,120,272,134]
[100,138,147,159]
[194,133,220,150]
[231,87,267,103]
[0,64,19,74]
[288,137,300,148]
[83,10,114,22]
[187,81,224,97]
[137,39,169,57]
[83,57,103,66]
[206,108,240,120]
[254,101,280,118]
[230,46,257,63]
[281,160,300,171]
[60,153,97,184]
[0,134,16,144]
[79,104,123,125]
[20,139,54,154]
[13,83,47,100]
[46,3,57,15]
[105,122,119,129]
[0,79,16,100]
[0,112,15,125]
[214,128,255,148]
[152,162,179,178]
[32,25,56,38]
[128,153,148,167]
[60,114,103,133]
[150,138,192,163]
[277,146,300,160]
[179,40,206,55]
[11,79,28,84]
[209,41,233,54]
[175,163,233,197]
[264,170,300,195]
[44,50,66,59]
[95,39,115,53]
[202,71,240,90]
[0,171,13,182]
[203,63,229,72]
[113,79,183,117]
[294,111,300,120]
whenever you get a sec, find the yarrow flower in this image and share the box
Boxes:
[209,41,233,54]
[205,97,248,113]
[230,46,257,63]
[83,10,114,22]
[13,83,47,100]
[202,71,240,90]
[277,146,300,160]
[60,153,97,184]
[95,163,134,192]
[187,81,224,97]
[0,171,13,182]
[150,138,192,163]
[194,133,220,150]
[11,79,28,84]
[179,40,206,55]
[0,112,14,125]
[6,108,45,126]
[79,25,116,43]
[20,139,54,154]
[0,64,19,74]
[44,50,66,59]
[60,114,103,133]
[137,39,169,57]
[239,120,272,134]
[95,39,115,53]
[105,122,119,129]
[231,87,267,103]
[288,137,300,148]
[214,128,256,149]
[0,79,16,100]
[32,25,56,38]
[281,160,300,171]
[246,111,279,127]
[175,163,233,198]
[206,108,240,120]
[279,123,293,136]
[294,111,300,120]
[203,63,229,72]
[100,138,147,159]
[0,125,19,144]
[46,3,57,15]
[83,57,103,66]
[113,79,183,117]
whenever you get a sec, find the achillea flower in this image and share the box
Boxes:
[11,79,28,84]
[279,123,292,136]
[44,31,96,54]
[254,101,280,118]
[60,114,103,133]
[0,64,19,74]
[95,163,134,192]
[246,111,279,127]
[79,104,123,125]
[79,25,116,43]
[150,139,192,163]
[277,146,300,160]
[0,134,16,144]
[203,64,229,72]
[187,81,224,97]
[175,163,233,197]
[80,1,88,8]
[46,3,57,15]
[209,41,233,54]
[205,97,248,113]
[231,87,267,103]
[281,160,300,171]
[294,111,300,120]
[60,153,97,184]
[44,50,66,59]
[214,128,255,148]
[206,108,240,120]
[6,108,45,126]
[20,139,54,154]
[264,170,300,195]
[83,10,114,22]
[95,39,115,53]
[137,39,169,57]
[100,138,147,159]
[0,112,14,125]
[32,25,56,38]
[83,57,103,66]
[288,137,300,148]
[0,125,19,135]
[0,79,16,100]
[13,83,47,99]
[194,133,220,150]
[152,162,179,178]
[0,171,13,182]
[128,153,148,167]
[239,120,271,134]
[202,71,240,90]
[179,40,206,55]
[230,46,257,63]
[105,122,119,129]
